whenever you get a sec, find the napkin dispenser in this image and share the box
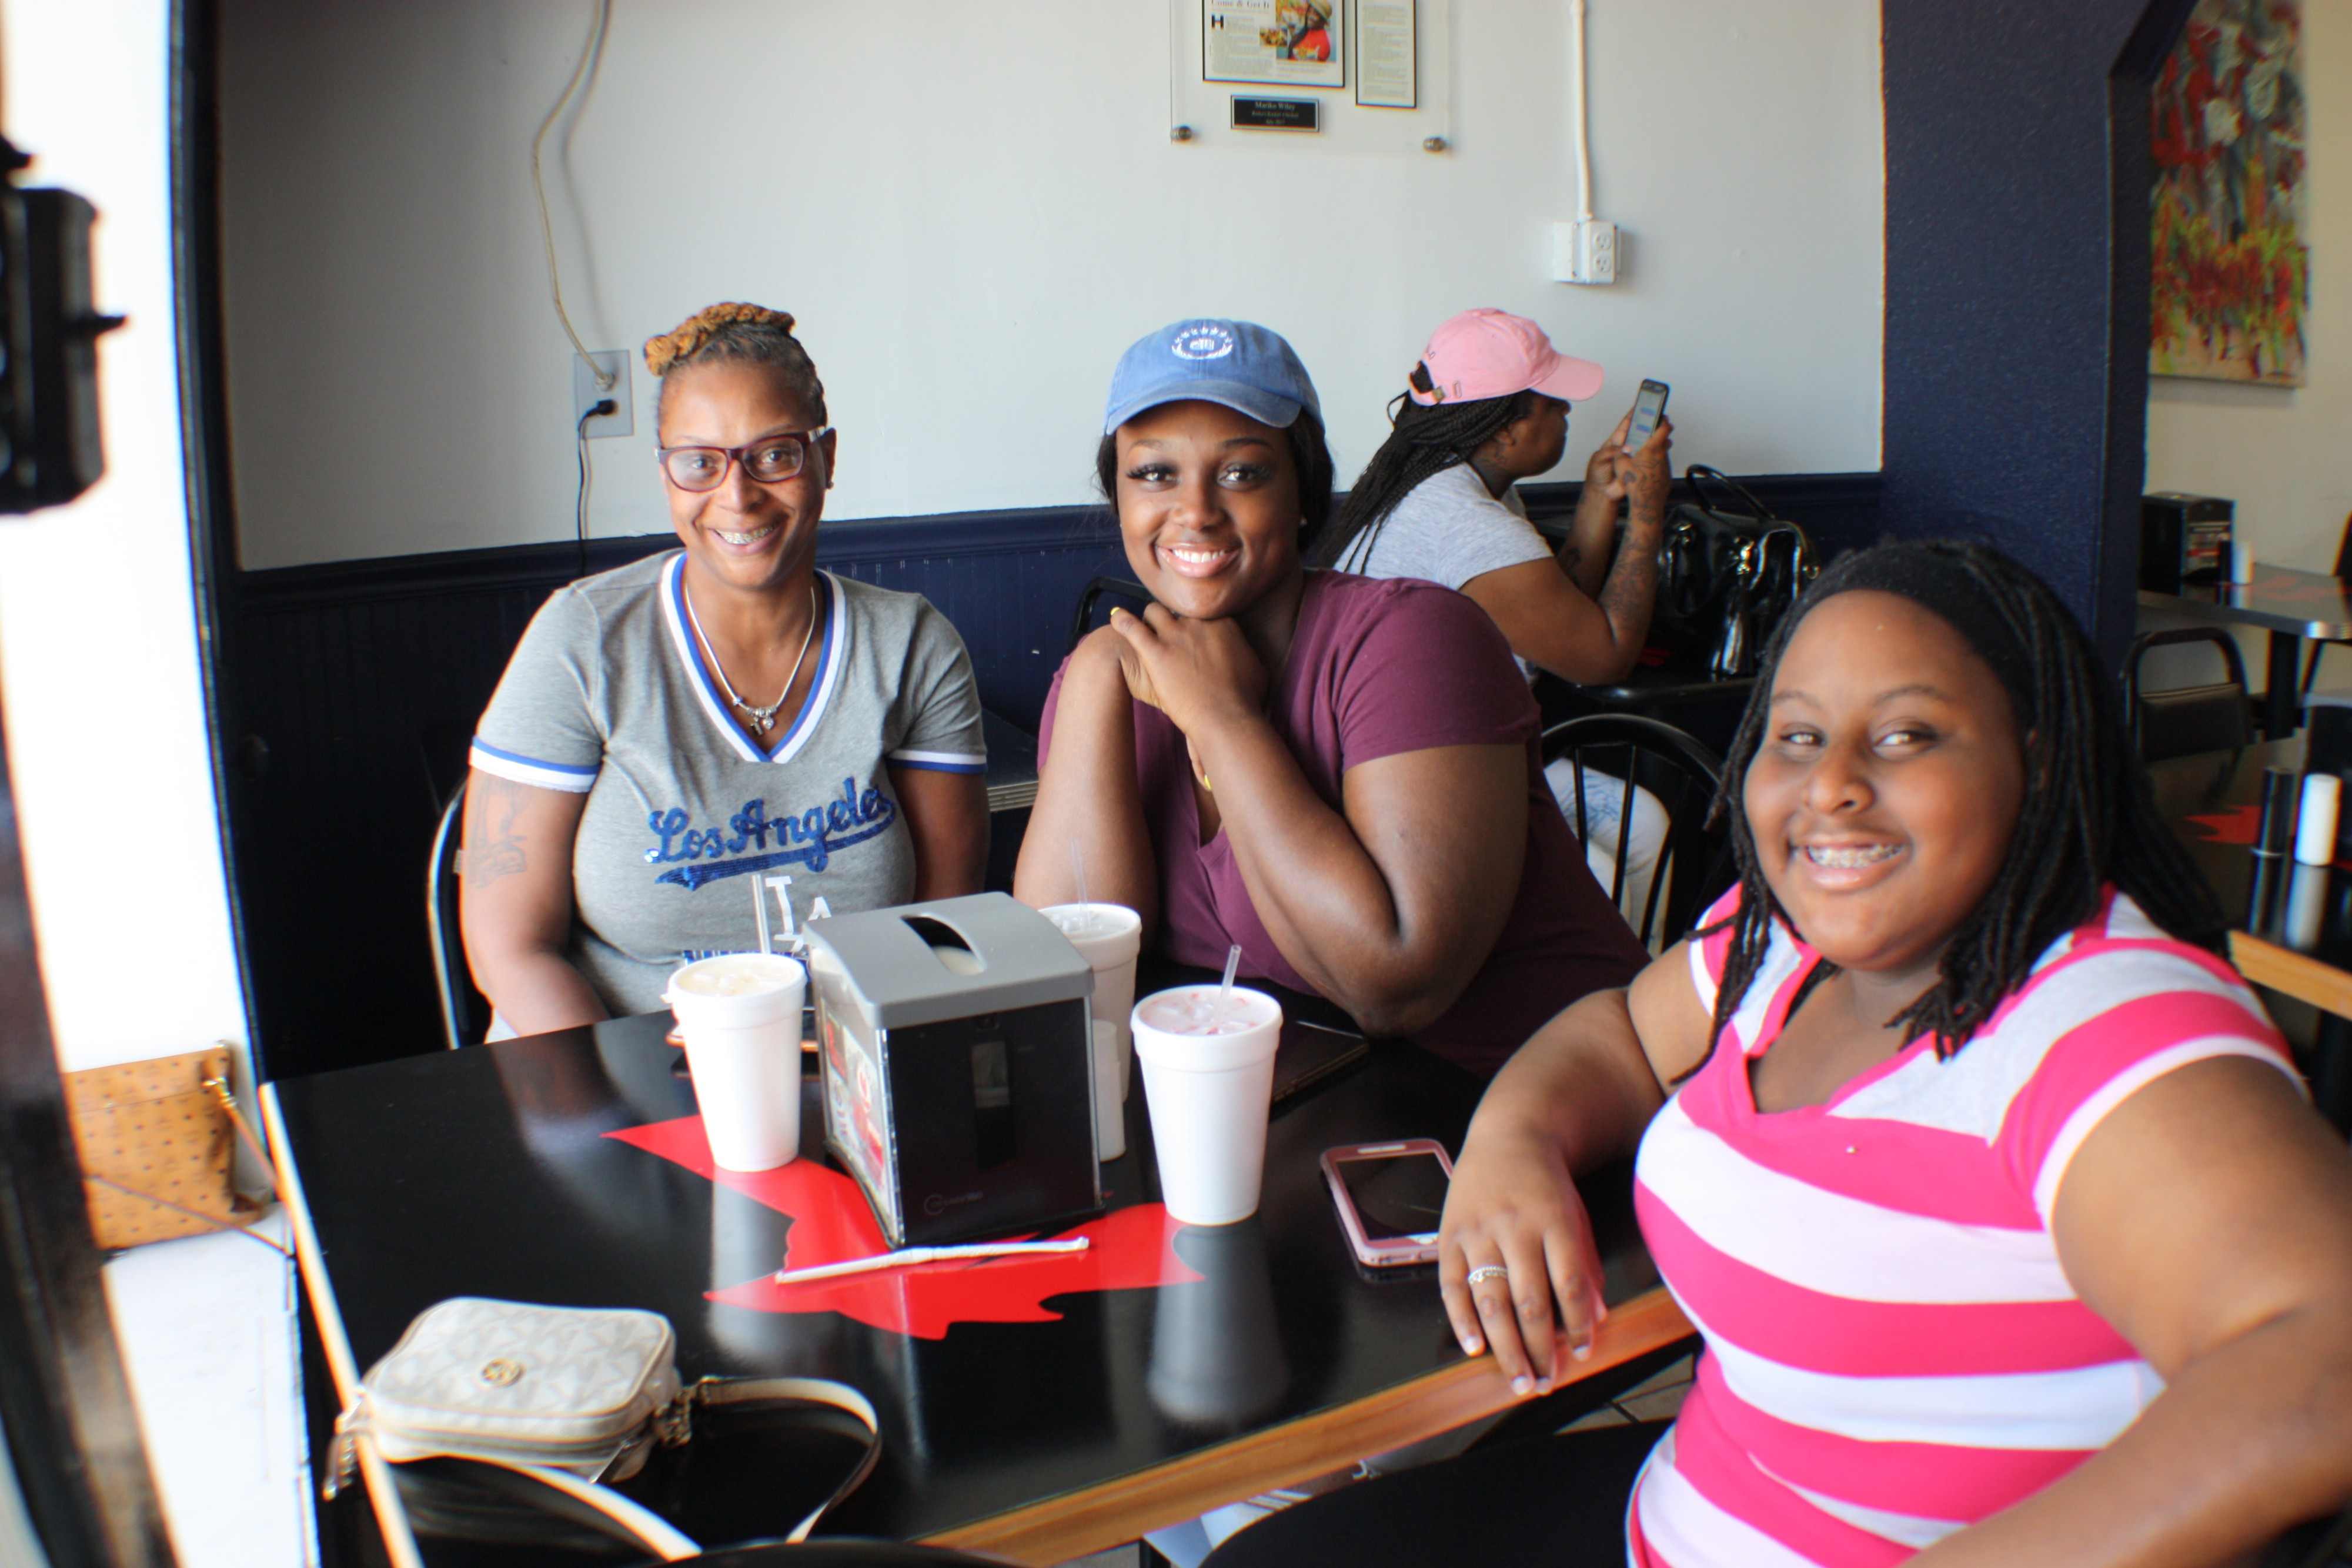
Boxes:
[804,892,1101,1248]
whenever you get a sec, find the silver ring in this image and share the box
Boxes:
[1466,1265,1508,1285]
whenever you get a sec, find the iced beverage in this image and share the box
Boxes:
[665,952,806,1172]
[1131,984,1282,1226]
[1042,902,1144,1098]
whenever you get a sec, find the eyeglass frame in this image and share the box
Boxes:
[654,427,835,493]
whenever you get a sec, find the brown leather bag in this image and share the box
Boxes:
[64,1046,269,1251]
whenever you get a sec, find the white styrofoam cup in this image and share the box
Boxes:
[1091,1018,1127,1161]
[1043,902,1144,1098]
[664,953,807,1172]
[1131,985,1282,1226]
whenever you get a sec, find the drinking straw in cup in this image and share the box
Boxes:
[1132,977,1283,1226]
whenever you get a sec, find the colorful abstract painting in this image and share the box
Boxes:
[2151,0,2307,385]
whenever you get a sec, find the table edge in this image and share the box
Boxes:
[919,1285,1695,1565]
[2231,931,2352,1021]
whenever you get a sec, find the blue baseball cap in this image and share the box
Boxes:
[1101,319,1322,435]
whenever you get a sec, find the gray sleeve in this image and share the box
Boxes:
[1351,467,1556,592]
[469,587,604,793]
[886,599,987,774]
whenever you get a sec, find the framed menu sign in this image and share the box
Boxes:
[1204,0,1344,91]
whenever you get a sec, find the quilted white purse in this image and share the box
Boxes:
[329,1297,880,1557]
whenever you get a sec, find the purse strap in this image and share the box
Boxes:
[1683,463,1780,525]
[340,1373,883,1563]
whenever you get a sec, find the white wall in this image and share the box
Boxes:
[0,2,250,1074]
[2147,1,2351,574]
[220,0,1885,570]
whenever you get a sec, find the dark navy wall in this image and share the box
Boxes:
[1880,0,2192,663]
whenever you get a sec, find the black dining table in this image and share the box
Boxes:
[2140,564,2352,740]
[2147,738,2352,1128]
[266,988,1688,1565]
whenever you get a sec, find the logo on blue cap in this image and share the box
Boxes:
[1171,323,1237,361]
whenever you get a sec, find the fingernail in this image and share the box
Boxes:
[1459,1336,1482,1355]
[1534,1378,1553,1394]
[1511,1376,1532,1397]
[1572,1342,1593,1362]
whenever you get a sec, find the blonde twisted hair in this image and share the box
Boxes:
[644,302,827,423]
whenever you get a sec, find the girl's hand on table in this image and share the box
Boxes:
[1438,1126,1608,1396]
[1106,603,1269,739]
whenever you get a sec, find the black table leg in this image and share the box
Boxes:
[2267,633,2303,740]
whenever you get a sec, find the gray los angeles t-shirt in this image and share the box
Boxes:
[470,551,985,1016]
[1334,463,1556,678]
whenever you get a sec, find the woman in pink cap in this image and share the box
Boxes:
[1317,309,1675,918]
[1317,308,1671,686]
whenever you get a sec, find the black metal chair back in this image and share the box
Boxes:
[2124,627,2251,763]
[1541,714,1735,951]
[1070,577,1153,652]
[427,780,488,1049]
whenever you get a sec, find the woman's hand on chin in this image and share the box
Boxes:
[1107,603,1268,737]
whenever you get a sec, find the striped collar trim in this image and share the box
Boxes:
[659,553,847,765]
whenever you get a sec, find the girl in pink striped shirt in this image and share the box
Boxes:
[1206,541,2352,1568]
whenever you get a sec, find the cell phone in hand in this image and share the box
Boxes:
[1321,1138,1454,1268]
[1625,379,1670,456]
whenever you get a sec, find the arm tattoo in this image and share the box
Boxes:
[466,775,529,886]
[1557,541,1584,579]
[1598,534,1662,648]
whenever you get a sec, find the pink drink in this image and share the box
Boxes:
[1130,984,1284,1225]
[1135,993,1265,1037]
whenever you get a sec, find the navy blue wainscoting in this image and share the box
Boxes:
[223,479,1873,1080]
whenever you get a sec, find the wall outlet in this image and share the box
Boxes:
[1551,218,1619,285]
[573,351,633,439]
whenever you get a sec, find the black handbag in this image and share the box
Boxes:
[1652,464,1821,678]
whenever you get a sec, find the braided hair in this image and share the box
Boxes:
[644,302,828,425]
[1700,540,2226,1070]
[1307,383,1535,571]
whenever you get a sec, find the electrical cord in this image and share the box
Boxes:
[532,0,616,391]
[577,398,614,574]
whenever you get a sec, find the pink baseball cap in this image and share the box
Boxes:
[1408,309,1604,407]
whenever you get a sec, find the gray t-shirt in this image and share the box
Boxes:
[470,552,985,1016]
[1334,463,1556,679]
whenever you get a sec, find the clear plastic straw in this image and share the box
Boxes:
[1070,838,1091,915]
[1209,943,1242,1034]
[752,872,772,954]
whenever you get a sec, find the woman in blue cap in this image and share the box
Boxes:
[1015,320,1645,1076]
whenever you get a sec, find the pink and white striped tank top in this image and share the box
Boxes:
[1628,886,2297,1567]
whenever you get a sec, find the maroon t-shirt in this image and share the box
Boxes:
[1040,571,1645,1076]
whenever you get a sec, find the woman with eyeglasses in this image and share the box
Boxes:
[1016,319,1645,1078]
[460,303,988,1037]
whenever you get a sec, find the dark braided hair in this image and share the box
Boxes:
[1307,386,1535,571]
[1699,540,2226,1071]
[1093,405,1337,557]
[646,302,828,426]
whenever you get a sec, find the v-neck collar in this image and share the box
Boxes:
[659,553,845,764]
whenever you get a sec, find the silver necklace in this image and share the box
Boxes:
[684,579,820,737]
